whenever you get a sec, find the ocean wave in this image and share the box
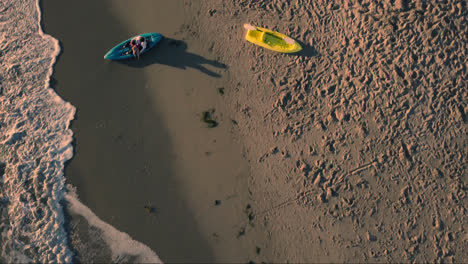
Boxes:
[0,0,161,262]
[0,0,75,262]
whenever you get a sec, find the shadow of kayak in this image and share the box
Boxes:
[293,40,321,58]
[121,38,227,78]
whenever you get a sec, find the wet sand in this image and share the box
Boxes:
[42,0,255,262]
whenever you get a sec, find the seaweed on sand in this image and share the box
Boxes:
[202,110,218,128]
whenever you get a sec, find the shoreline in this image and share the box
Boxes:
[40,0,467,263]
[41,0,258,262]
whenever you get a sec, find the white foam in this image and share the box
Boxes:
[66,187,162,263]
[0,0,161,262]
[0,0,74,262]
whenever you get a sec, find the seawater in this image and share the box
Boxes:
[0,1,160,262]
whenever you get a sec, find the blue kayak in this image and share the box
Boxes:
[104,32,163,60]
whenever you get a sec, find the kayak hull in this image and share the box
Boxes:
[104,32,163,60]
[245,26,302,53]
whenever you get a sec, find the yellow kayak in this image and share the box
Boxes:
[244,24,302,53]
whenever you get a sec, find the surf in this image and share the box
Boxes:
[0,0,161,262]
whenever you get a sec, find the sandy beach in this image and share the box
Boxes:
[42,0,255,262]
[39,0,467,263]
[195,1,467,262]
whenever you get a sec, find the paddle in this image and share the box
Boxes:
[243,23,296,44]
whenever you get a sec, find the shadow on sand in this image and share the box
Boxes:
[122,38,227,77]
[295,41,320,58]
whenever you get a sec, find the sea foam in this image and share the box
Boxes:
[0,1,160,262]
[66,186,162,263]
[0,0,74,262]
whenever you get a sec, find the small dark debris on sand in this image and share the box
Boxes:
[208,9,216,16]
[143,204,158,214]
[202,110,218,128]
[218,87,225,95]
[237,227,246,238]
[214,200,221,206]
[245,204,255,226]
[256,247,261,254]
[248,212,254,221]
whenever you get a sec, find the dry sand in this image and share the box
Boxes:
[194,0,467,263]
[43,0,466,263]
